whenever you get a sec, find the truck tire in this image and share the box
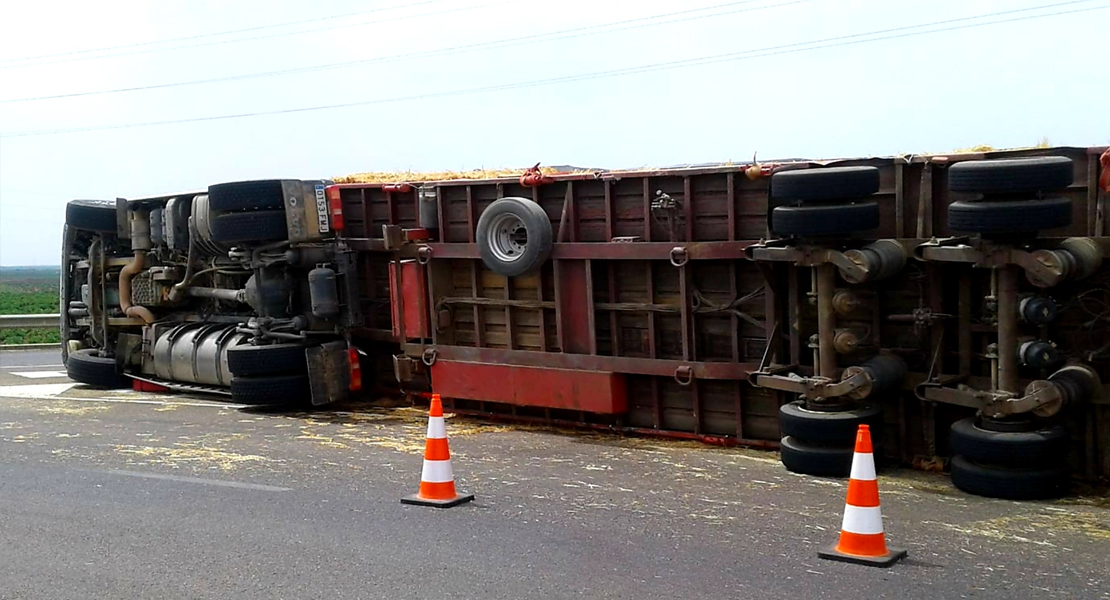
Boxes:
[949,418,1069,467]
[66,200,118,232]
[949,455,1069,500]
[948,157,1073,194]
[771,201,879,237]
[227,343,308,377]
[780,436,853,478]
[230,375,311,406]
[476,197,553,277]
[770,166,880,201]
[66,349,129,388]
[779,401,883,444]
[947,198,1071,234]
[208,180,286,212]
[210,210,288,243]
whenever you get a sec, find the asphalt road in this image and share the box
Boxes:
[0,349,1108,599]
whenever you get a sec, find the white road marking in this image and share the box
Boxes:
[0,383,77,398]
[1,364,64,370]
[11,371,69,379]
[36,395,245,409]
[98,469,291,492]
[0,383,244,409]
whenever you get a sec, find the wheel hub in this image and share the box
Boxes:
[490,213,528,262]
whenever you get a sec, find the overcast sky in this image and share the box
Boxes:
[1,0,1107,265]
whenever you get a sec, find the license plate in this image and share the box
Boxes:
[314,185,329,233]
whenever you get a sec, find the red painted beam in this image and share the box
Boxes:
[389,260,430,340]
[430,361,627,414]
[555,260,591,354]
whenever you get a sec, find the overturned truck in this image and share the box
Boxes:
[62,146,1110,499]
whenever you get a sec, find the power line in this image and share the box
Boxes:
[0,0,802,104]
[2,2,1103,139]
[0,0,524,70]
[0,0,453,65]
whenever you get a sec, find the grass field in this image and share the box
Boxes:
[0,266,61,345]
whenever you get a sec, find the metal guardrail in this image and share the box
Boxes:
[0,314,60,330]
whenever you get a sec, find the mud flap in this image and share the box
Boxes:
[306,341,351,406]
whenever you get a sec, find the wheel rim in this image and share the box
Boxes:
[489,213,528,263]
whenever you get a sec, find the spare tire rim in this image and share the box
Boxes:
[489,213,528,263]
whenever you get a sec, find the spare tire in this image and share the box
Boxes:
[208,180,286,212]
[210,210,288,243]
[227,343,308,377]
[66,348,129,388]
[66,199,118,232]
[947,198,1071,235]
[771,166,880,201]
[476,197,553,277]
[948,157,1073,194]
[949,418,1069,466]
[771,201,880,237]
[779,401,883,444]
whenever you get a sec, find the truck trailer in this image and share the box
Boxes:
[61,146,1110,500]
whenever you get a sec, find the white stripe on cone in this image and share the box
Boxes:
[849,452,877,481]
[420,459,455,483]
[426,416,446,439]
[841,504,884,535]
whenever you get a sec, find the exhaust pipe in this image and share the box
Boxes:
[119,250,156,324]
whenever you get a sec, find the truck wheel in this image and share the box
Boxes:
[949,455,1069,500]
[66,199,118,232]
[771,201,879,237]
[949,418,1068,467]
[779,401,882,444]
[208,180,286,212]
[476,197,553,277]
[210,210,288,243]
[770,166,880,201]
[66,349,129,388]
[779,436,853,477]
[227,343,308,377]
[230,375,311,406]
[947,198,1071,234]
[948,157,1073,194]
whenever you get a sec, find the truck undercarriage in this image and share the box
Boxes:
[62,146,1110,499]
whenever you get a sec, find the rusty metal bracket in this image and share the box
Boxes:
[382,224,404,251]
[746,241,907,284]
[393,354,420,383]
[915,237,1103,289]
[920,384,995,410]
[751,370,871,400]
[983,380,1064,419]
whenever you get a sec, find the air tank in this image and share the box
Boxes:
[308,266,339,318]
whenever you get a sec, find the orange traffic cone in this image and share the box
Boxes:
[401,394,475,508]
[818,424,907,567]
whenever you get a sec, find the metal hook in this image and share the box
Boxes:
[670,246,689,268]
